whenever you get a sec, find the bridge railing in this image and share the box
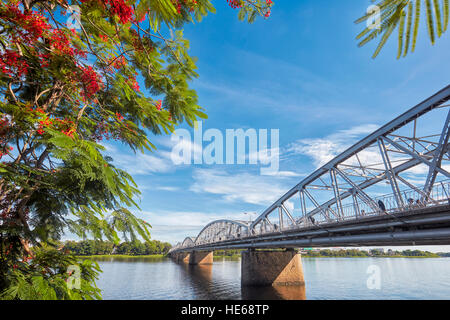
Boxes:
[249,180,450,236]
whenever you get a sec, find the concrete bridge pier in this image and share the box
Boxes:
[241,250,305,287]
[189,251,213,265]
[172,252,190,263]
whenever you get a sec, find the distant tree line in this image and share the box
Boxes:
[302,248,440,258]
[303,249,370,257]
[213,249,241,257]
[63,240,172,256]
[437,252,450,257]
[206,248,448,258]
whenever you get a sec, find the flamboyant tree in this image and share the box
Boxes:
[0,0,273,299]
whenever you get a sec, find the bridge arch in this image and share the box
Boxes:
[181,237,196,248]
[194,219,250,246]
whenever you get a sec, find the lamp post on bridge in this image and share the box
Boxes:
[243,212,257,224]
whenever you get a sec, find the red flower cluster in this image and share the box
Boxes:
[0,115,12,161]
[113,56,127,69]
[264,0,273,18]
[0,115,13,160]
[171,0,199,14]
[1,4,51,44]
[116,112,124,121]
[48,29,86,58]
[108,0,134,24]
[61,127,76,138]
[28,107,76,138]
[81,0,134,24]
[131,80,139,91]
[0,50,29,77]
[227,0,242,9]
[126,77,139,91]
[49,29,74,56]
[37,118,53,135]
[79,66,103,98]
[99,34,109,42]
[38,53,50,68]
[172,0,182,13]
[155,100,162,111]
[0,4,87,79]
[0,146,13,160]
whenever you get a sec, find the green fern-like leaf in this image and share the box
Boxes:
[397,10,406,58]
[444,0,449,31]
[425,0,436,44]
[372,5,405,58]
[412,0,421,51]
[433,0,443,37]
[404,1,413,56]
[373,22,396,58]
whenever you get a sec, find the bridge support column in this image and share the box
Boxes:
[189,251,213,265]
[241,250,305,286]
[172,252,190,263]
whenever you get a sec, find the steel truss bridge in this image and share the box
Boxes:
[170,85,450,254]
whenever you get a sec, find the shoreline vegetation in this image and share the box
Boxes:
[64,240,172,257]
[212,249,449,259]
[300,249,446,258]
[77,254,166,259]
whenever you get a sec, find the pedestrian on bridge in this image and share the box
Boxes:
[378,200,386,214]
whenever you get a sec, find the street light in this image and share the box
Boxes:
[243,212,257,223]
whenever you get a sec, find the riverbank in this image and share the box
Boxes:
[213,254,240,260]
[301,255,444,258]
[77,254,166,259]
[214,254,444,259]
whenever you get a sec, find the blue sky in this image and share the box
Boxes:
[95,1,450,251]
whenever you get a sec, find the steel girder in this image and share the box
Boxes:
[181,237,196,248]
[194,220,250,246]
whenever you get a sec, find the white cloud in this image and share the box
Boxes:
[102,142,174,175]
[155,186,179,192]
[404,163,429,175]
[285,124,381,168]
[169,137,203,163]
[189,168,292,206]
[264,170,304,177]
[142,210,245,228]
[112,152,173,175]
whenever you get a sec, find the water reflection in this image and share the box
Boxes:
[95,257,450,300]
[174,260,307,300]
[180,263,213,282]
[176,263,227,299]
[241,285,306,300]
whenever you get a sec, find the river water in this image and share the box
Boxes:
[93,257,450,300]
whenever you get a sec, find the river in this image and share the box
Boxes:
[92,257,450,300]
